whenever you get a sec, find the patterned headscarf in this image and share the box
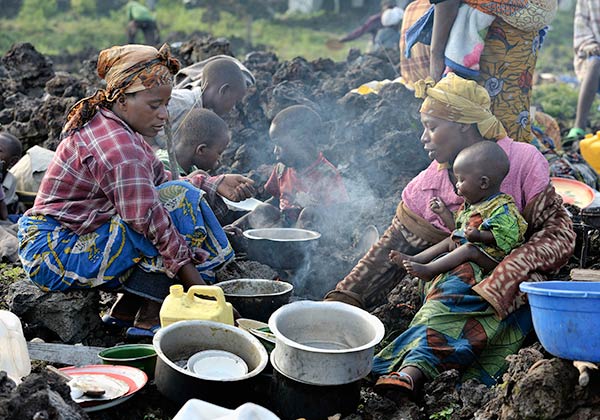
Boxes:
[62,43,180,137]
[414,73,507,140]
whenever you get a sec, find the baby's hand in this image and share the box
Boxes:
[464,226,480,241]
[429,197,447,214]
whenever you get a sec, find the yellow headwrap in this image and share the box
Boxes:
[414,73,507,140]
[62,43,180,137]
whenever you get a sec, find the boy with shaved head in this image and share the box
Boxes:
[390,141,528,281]
[232,105,349,231]
[156,108,252,224]
[153,57,249,148]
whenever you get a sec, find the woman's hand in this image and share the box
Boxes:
[217,175,256,201]
[430,53,446,82]
[223,224,243,236]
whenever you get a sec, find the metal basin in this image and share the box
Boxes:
[153,320,268,408]
[217,279,293,322]
[269,301,385,385]
[243,228,320,270]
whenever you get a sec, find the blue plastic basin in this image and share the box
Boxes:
[520,281,600,362]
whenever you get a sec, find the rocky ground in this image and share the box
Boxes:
[0,37,599,419]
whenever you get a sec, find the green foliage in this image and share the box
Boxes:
[430,404,458,420]
[0,263,26,284]
[71,0,97,16]
[1,2,363,61]
[533,82,600,129]
[18,0,58,20]
[536,6,575,74]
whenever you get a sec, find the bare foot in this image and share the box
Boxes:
[403,261,435,282]
[389,250,412,267]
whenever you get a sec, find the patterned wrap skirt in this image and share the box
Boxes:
[372,261,532,386]
[18,180,234,292]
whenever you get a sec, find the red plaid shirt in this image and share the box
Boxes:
[264,153,349,221]
[28,108,220,276]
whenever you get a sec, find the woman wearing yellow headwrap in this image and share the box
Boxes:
[325,73,574,397]
[18,44,235,338]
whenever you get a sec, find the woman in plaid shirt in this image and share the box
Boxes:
[18,44,238,336]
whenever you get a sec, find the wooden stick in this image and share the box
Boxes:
[570,268,600,282]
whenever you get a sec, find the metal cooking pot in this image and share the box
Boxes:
[217,279,293,322]
[270,360,361,420]
[269,301,385,386]
[243,228,320,270]
[153,320,268,408]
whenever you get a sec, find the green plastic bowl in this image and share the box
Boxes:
[98,344,157,378]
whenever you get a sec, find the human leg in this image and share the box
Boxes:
[126,21,138,44]
[374,365,426,401]
[573,57,600,137]
[326,215,431,310]
[479,19,539,143]
[390,236,454,267]
[18,215,158,292]
[372,262,528,389]
[141,21,160,45]
[404,243,497,281]
[105,293,142,325]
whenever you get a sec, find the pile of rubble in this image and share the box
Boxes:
[2,36,599,420]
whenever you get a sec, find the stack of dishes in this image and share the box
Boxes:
[186,350,248,380]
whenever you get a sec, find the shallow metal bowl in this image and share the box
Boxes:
[242,228,321,270]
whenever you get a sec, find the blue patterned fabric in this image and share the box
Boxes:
[18,180,233,291]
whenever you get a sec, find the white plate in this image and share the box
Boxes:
[59,365,147,413]
[222,197,263,212]
[187,350,248,380]
[69,374,129,403]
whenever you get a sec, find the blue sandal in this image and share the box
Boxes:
[125,325,161,338]
[101,314,134,329]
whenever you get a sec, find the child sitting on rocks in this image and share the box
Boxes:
[0,132,23,220]
[233,105,349,231]
[390,141,527,281]
[155,108,254,224]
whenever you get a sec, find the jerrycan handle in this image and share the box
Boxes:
[186,285,227,306]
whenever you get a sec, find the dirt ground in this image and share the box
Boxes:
[1,35,600,420]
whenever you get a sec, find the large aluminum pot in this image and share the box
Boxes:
[153,320,268,408]
[243,228,320,270]
[269,301,385,385]
[217,279,294,322]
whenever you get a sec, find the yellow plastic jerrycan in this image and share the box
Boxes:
[580,131,600,173]
[159,285,234,327]
[0,310,31,384]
